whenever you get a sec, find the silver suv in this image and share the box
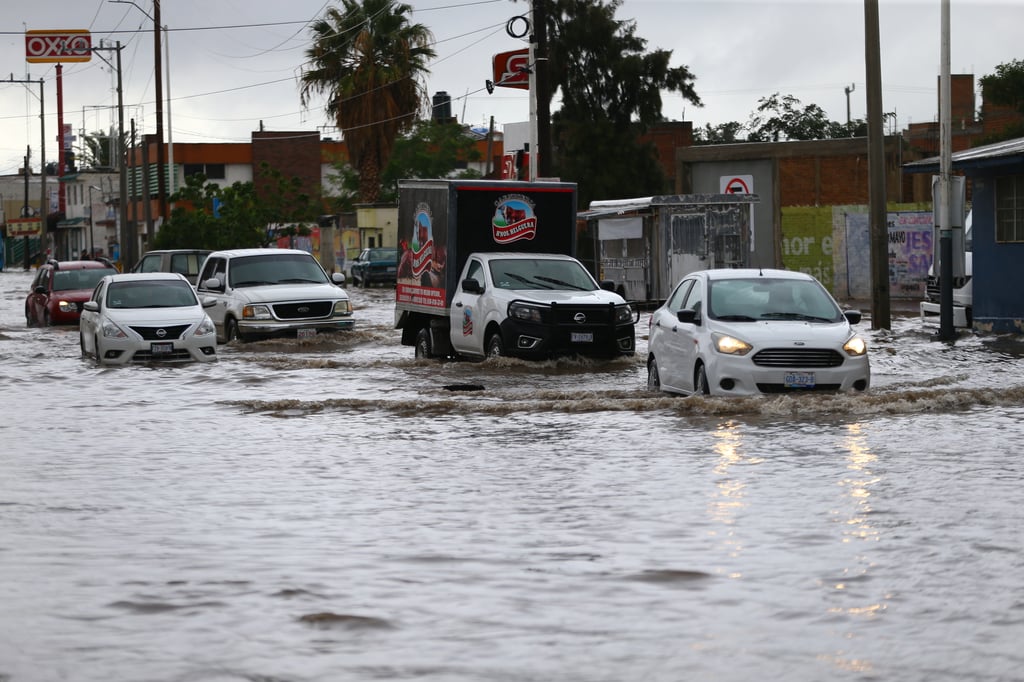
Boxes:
[196,248,353,342]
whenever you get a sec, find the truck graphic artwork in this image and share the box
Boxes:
[410,204,434,278]
[462,307,473,336]
[492,195,537,244]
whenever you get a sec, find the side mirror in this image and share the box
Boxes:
[599,279,616,292]
[34,285,46,294]
[676,308,699,325]
[461,278,483,294]
[201,297,217,309]
[202,277,223,291]
[331,272,346,286]
[843,309,862,325]
[83,301,99,312]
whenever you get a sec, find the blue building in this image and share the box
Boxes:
[904,136,1024,333]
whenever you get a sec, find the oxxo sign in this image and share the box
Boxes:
[25,30,92,63]
[491,48,530,90]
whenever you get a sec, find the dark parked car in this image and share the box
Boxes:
[25,258,118,327]
[131,249,212,285]
[349,247,398,287]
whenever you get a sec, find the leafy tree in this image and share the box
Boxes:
[542,0,702,202]
[299,0,436,203]
[746,93,850,142]
[693,121,746,145]
[379,120,482,200]
[980,59,1024,115]
[79,130,117,169]
[155,166,323,250]
[978,59,1024,144]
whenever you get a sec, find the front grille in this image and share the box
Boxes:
[757,383,842,393]
[132,349,193,362]
[129,324,190,340]
[752,348,844,368]
[551,302,616,326]
[272,301,334,320]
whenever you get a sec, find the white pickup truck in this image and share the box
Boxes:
[920,211,972,327]
[419,251,636,359]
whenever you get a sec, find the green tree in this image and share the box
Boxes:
[379,120,482,200]
[79,130,117,169]
[746,93,849,142]
[693,121,745,145]
[542,0,702,204]
[978,59,1024,143]
[299,0,436,203]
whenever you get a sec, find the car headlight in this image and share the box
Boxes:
[712,332,752,355]
[242,304,272,320]
[843,336,868,356]
[509,302,545,323]
[101,318,128,339]
[58,300,77,313]
[332,299,352,316]
[195,315,216,337]
[615,304,634,324]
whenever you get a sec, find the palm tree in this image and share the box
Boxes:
[300,0,436,202]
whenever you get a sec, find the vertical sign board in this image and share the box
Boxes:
[25,30,92,63]
[720,174,755,250]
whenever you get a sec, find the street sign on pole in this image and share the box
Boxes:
[25,30,92,63]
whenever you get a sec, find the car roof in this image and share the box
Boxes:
[700,268,814,282]
[208,248,311,258]
[103,272,191,283]
[141,249,211,255]
[48,259,116,270]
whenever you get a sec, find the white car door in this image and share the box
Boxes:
[651,278,693,390]
[449,258,488,356]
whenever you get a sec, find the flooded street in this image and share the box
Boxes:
[1,267,1022,682]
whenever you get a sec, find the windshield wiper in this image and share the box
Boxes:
[715,314,758,322]
[502,272,552,289]
[761,312,835,322]
[279,278,320,284]
[232,280,275,287]
[534,275,588,291]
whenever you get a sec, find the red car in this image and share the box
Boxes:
[25,258,119,327]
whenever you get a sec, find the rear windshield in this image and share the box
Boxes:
[52,267,116,292]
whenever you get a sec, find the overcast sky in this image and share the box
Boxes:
[1,0,1021,175]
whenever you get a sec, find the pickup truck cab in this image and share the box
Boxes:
[196,248,353,343]
[442,252,636,359]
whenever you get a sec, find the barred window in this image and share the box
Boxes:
[995,174,1024,243]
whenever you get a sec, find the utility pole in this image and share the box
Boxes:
[153,0,166,223]
[534,0,552,179]
[6,75,46,257]
[92,41,130,268]
[937,0,955,340]
[864,0,891,329]
[845,83,855,128]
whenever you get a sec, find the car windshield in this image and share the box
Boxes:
[708,277,843,322]
[106,280,200,309]
[228,254,329,287]
[489,258,598,291]
[367,248,397,262]
[52,267,116,292]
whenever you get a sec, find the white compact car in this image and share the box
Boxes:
[647,268,869,396]
[79,272,218,365]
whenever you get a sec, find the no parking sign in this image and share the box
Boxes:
[720,175,753,194]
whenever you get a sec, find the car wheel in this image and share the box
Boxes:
[647,358,662,392]
[414,327,433,359]
[694,363,710,396]
[94,335,103,365]
[226,317,245,343]
[79,331,88,358]
[486,332,504,358]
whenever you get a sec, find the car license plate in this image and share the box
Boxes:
[386,266,396,273]
[784,371,815,388]
[571,332,593,343]
[151,342,174,355]
[297,328,316,339]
